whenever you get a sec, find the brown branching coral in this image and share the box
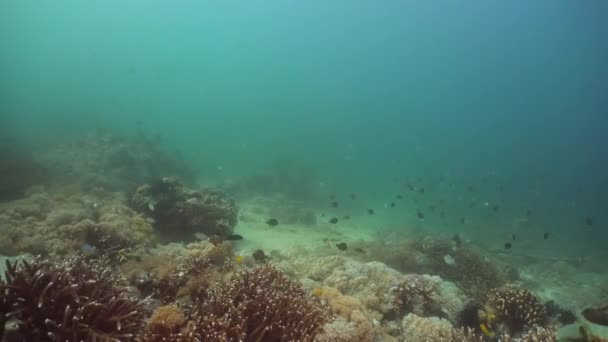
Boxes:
[122,243,233,304]
[192,264,332,341]
[0,256,144,341]
[482,285,548,337]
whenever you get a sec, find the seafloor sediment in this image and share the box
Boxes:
[0,132,606,341]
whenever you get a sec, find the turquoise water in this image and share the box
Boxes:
[1,1,607,253]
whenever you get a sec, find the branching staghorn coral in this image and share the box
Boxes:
[192,264,332,341]
[0,256,143,341]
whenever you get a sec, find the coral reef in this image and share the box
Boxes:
[0,187,155,255]
[191,264,332,341]
[0,256,143,341]
[284,255,404,315]
[40,131,196,191]
[400,313,556,342]
[121,241,233,304]
[415,236,507,300]
[401,314,467,341]
[139,305,196,341]
[130,176,238,241]
[315,316,360,342]
[481,285,548,337]
[311,286,386,341]
[392,274,441,318]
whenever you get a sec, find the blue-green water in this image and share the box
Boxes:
[1,1,607,253]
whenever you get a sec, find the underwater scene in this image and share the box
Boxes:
[1,1,607,341]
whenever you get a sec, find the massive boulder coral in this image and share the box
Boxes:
[130,176,238,241]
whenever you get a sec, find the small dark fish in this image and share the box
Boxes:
[336,242,347,251]
[343,215,351,220]
[354,247,365,253]
[467,185,475,192]
[452,234,462,246]
[331,201,339,208]
[585,217,593,225]
[504,242,512,250]
[367,209,375,215]
[512,234,516,241]
[492,205,500,212]
[428,205,436,211]
[460,217,466,224]
[266,218,279,226]
[416,210,425,219]
[390,202,396,208]
[526,209,532,216]
[419,188,425,195]
[253,249,267,262]
[329,217,339,224]
[350,193,357,200]
[407,184,415,191]
[226,234,244,241]
[396,194,403,200]
[543,232,549,240]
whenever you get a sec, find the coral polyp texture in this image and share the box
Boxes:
[130,176,238,241]
[392,274,439,317]
[193,264,333,341]
[482,285,549,338]
[0,256,143,341]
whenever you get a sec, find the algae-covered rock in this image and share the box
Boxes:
[130,177,238,241]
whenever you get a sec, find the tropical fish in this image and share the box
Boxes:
[266,218,279,226]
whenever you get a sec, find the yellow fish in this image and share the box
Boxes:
[235,255,245,264]
[480,323,494,337]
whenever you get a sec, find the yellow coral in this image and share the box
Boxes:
[148,305,186,334]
